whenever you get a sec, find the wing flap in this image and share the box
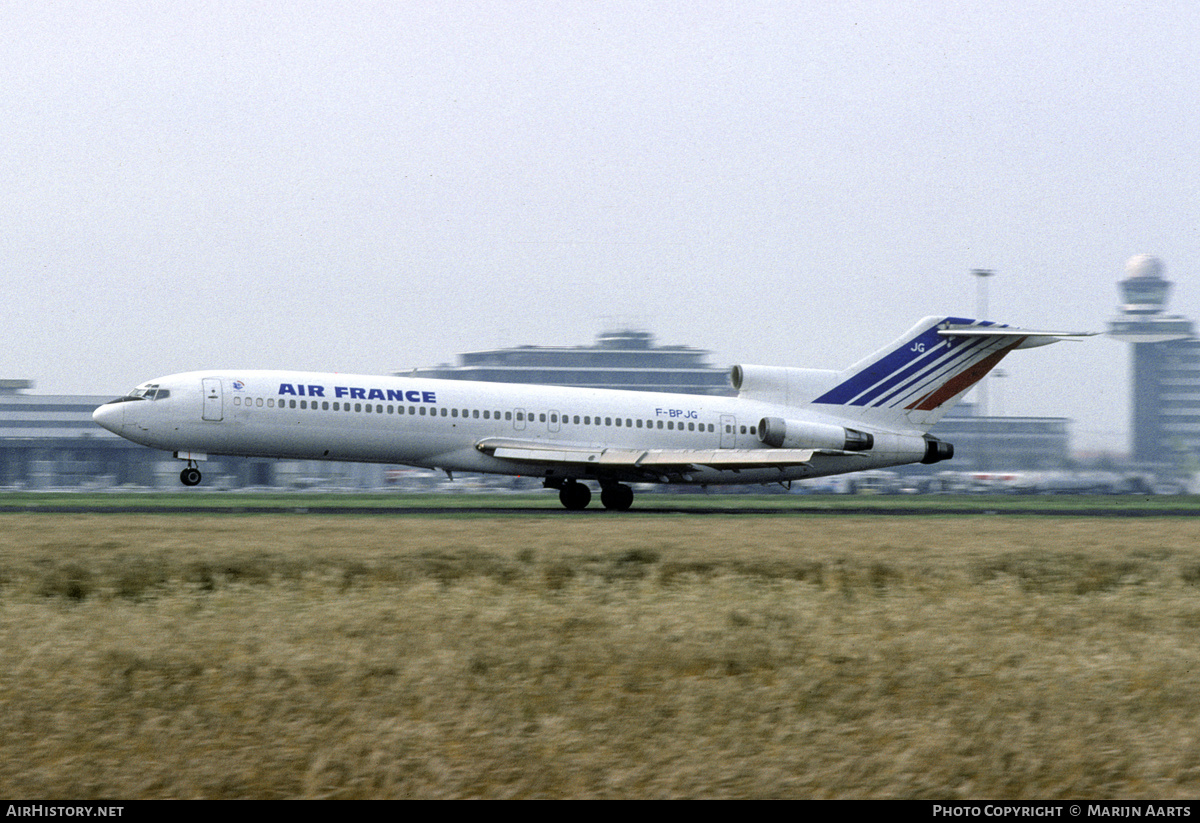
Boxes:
[480,438,821,472]
[644,449,820,470]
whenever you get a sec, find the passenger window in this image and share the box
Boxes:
[750,426,756,435]
[451,408,458,418]
[234,397,241,406]
[615,418,622,427]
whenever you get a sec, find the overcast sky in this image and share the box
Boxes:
[4,1,1198,454]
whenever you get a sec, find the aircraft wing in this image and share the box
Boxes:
[475,437,838,475]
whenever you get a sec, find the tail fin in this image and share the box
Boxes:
[811,316,1091,431]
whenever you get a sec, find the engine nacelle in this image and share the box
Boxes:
[921,435,954,464]
[731,364,841,406]
[758,417,875,452]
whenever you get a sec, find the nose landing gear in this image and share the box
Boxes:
[180,464,202,486]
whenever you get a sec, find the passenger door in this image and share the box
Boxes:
[720,414,736,448]
[202,378,223,422]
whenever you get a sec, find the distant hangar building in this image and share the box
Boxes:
[404,329,733,396]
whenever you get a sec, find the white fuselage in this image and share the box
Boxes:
[92,370,929,486]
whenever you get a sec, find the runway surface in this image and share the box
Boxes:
[2,502,1198,516]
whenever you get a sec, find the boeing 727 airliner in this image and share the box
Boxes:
[92,317,1089,509]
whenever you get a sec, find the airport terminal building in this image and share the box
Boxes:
[0,380,300,489]
[0,380,145,488]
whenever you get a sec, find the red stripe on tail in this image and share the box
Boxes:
[904,339,1024,412]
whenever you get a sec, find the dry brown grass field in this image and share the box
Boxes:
[2,513,1200,798]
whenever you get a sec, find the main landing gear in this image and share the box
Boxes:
[180,463,202,487]
[558,479,591,510]
[547,479,634,511]
[599,483,634,512]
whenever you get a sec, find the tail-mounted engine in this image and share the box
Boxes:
[921,435,954,464]
[758,417,874,452]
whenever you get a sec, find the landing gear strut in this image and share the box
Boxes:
[180,464,202,487]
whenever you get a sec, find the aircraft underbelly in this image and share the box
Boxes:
[465,451,913,486]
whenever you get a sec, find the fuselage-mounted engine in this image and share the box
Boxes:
[921,435,954,464]
[758,417,874,452]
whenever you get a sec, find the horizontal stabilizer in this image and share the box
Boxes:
[938,325,1096,349]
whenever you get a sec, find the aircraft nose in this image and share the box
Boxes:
[92,402,124,434]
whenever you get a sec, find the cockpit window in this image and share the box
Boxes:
[125,384,169,401]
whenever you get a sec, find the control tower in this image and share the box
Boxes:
[1107,255,1198,463]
